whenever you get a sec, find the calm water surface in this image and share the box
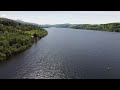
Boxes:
[0,27,120,79]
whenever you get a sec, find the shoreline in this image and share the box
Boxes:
[0,31,48,62]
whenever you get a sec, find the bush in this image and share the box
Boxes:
[0,52,6,61]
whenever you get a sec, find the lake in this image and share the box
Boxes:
[0,27,120,79]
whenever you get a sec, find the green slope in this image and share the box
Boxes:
[0,18,48,61]
[69,23,120,32]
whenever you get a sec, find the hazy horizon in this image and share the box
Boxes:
[1,11,120,25]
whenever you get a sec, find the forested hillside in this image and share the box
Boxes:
[69,23,120,32]
[0,18,48,61]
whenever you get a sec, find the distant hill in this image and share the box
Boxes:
[42,22,120,32]
[15,20,26,23]
[15,19,41,27]
[42,24,80,28]
[69,23,120,32]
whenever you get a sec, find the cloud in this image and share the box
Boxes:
[0,14,7,17]
[1,11,120,24]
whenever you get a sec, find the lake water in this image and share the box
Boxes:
[1,27,120,79]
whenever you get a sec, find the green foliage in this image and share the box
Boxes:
[0,52,6,61]
[70,23,120,32]
[0,18,48,61]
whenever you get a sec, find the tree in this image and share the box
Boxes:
[0,17,48,61]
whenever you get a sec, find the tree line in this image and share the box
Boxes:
[0,18,48,61]
[68,23,120,32]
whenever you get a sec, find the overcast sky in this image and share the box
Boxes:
[0,11,120,25]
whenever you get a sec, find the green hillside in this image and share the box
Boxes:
[69,23,120,32]
[0,18,48,61]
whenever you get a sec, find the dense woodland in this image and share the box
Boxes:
[68,23,120,32]
[0,18,48,61]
